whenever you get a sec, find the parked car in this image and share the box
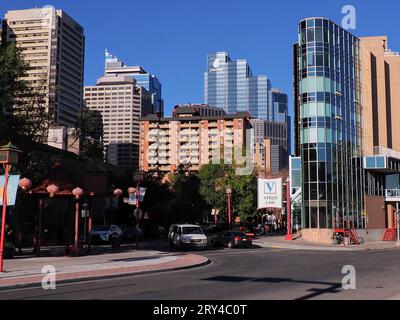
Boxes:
[168,224,208,250]
[211,231,253,248]
[91,225,123,247]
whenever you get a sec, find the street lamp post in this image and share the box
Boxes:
[226,186,232,231]
[133,172,144,250]
[0,143,22,272]
[88,192,95,254]
[72,187,84,255]
[285,177,293,241]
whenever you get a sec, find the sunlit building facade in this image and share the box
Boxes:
[294,18,364,229]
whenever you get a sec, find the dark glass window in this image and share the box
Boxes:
[310,162,317,181]
[318,162,326,181]
[311,207,318,227]
[319,207,327,228]
[309,147,317,161]
[315,28,323,42]
[307,28,315,43]
[316,53,324,66]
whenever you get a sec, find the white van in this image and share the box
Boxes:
[168,224,208,250]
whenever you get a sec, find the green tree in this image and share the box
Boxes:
[0,42,51,146]
[72,108,104,161]
[0,42,52,178]
[169,165,206,223]
[199,163,258,224]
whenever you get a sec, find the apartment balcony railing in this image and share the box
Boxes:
[148,144,158,150]
[148,159,158,165]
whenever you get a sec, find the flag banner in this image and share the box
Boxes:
[125,188,147,204]
[0,175,21,206]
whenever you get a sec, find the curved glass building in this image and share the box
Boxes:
[294,18,364,229]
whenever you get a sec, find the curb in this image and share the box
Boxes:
[0,257,211,292]
[254,242,400,252]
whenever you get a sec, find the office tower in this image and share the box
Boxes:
[139,107,251,173]
[84,75,152,169]
[294,18,364,229]
[2,8,85,127]
[272,88,291,155]
[204,51,275,120]
[104,50,163,115]
[271,89,288,123]
[251,119,289,176]
[360,36,400,230]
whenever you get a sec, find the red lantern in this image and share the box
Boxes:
[113,189,123,198]
[72,187,84,200]
[18,178,32,191]
[46,184,59,197]
[127,187,135,195]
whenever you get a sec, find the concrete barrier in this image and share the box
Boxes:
[356,229,386,242]
[301,229,335,244]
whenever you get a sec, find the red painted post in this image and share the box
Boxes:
[74,200,79,254]
[136,179,140,250]
[0,165,10,272]
[228,193,232,230]
[285,178,293,241]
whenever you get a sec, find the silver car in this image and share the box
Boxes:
[168,224,208,250]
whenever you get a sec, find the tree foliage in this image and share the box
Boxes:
[199,163,258,222]
[73,108,104,161]
[0,42,51,147]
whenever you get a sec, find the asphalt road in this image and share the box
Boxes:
[1,247,400,300]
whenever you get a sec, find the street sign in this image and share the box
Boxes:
[257,178,283,210]
[0,175,20,206]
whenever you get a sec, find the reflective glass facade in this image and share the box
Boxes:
[204,52,274,120]
[294,18,364,229]
[130,74,162,114]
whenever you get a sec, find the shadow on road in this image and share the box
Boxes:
[201,275,342,300]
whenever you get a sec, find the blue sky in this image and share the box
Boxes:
[1,0,400,118]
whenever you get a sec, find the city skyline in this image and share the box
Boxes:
[2,0,400,120]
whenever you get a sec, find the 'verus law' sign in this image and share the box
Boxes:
[257,178,283,210]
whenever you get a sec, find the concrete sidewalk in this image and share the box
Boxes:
[0,247,209,290]
[254,235,400,251]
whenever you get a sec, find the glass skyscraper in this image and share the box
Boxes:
[294,18,364,229]
[204,52,278,121]
[105,50,164,115]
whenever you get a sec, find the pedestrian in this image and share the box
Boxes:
[4,224,15,259]
[267,214,273,234]
[272,214,277,233]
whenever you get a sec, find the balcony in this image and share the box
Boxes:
[148,159,158,165]
[148,144,158,150]
[158,144,169,151]
[158,152,169,158]
[158,158,169,165]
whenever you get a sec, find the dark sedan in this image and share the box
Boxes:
[211,231,253,248]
